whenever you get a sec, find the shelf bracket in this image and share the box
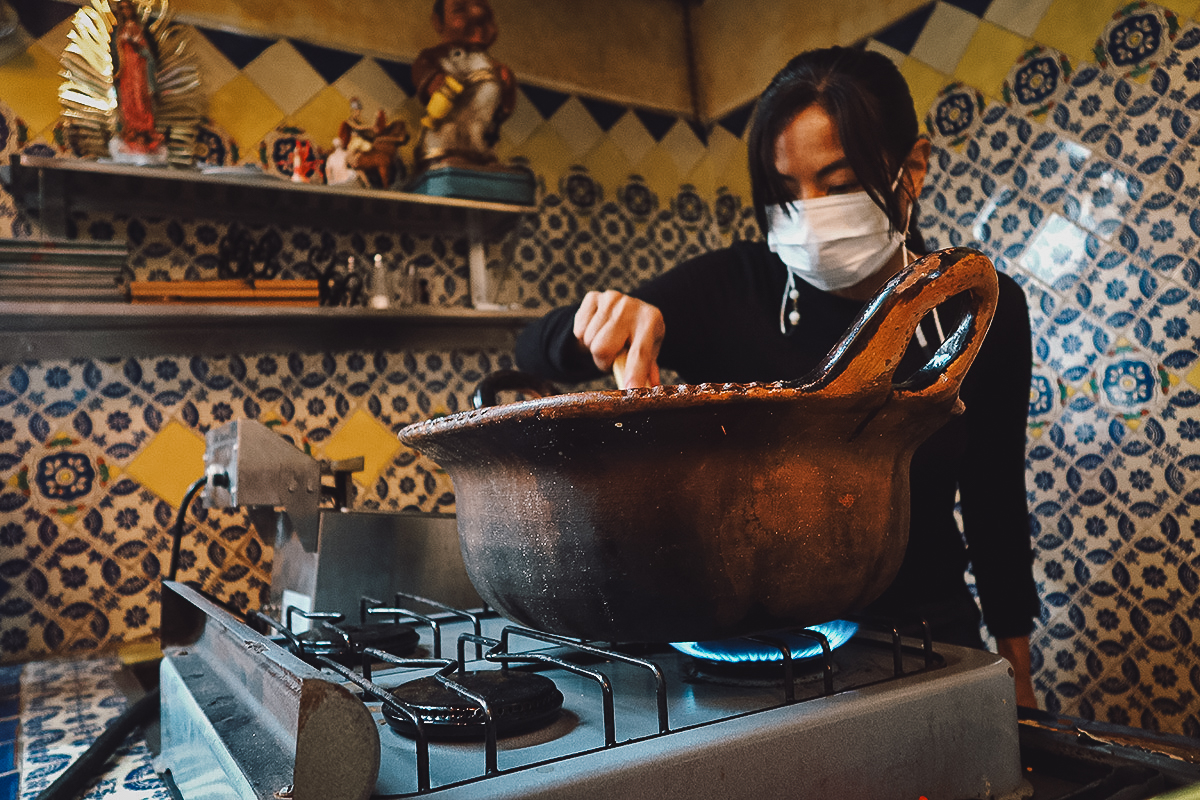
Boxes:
[37,166,68,238]
[467,208,503,310]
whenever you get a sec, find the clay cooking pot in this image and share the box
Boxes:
[399,248,999,642]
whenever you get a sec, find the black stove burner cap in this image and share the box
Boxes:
[297,620,420,662]
[382,670,564,740]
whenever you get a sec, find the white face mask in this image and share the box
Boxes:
[766,192,906,293]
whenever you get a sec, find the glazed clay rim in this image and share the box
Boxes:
[399,379,896,441]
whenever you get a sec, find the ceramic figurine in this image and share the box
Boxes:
[325,137,356,185]
[336,97,409,188]
[59,0,202,166]
[412,0,516,172]
[290,139,324,184]
[112,0,164,155]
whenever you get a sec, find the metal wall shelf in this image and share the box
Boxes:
[0,156,544,361]
[0,301,544,361]
[1,155,537,239]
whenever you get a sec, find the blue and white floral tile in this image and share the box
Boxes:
[925,82,987,151]
[1119,167,1197,266]
[1073,257,1157,331]
[19,658,169,800]
[1130,277,1200,358]
[1012,131,1091,206]
[971,185,1044,266]
[925,154,997,228]
[1094,2,1183,82]
[1053,65,1122,139]
[1023,280,1063,339]
[1062,159,1145,241]
[169,506,271,612]
[1003,46,1073,121]
[967,105,1038,178]
[1156,22,1200,106]
[1019,212,1098,296]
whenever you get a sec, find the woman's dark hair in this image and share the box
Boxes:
[748,46,925,252]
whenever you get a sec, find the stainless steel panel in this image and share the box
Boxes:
[270,510,483,626]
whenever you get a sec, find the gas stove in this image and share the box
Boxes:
[156,421,1200,799]
[157,580,1023,800]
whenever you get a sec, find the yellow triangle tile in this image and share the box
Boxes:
[126,421,206,508]
[181,23,240,94]
[713,136,751,200]
[0,42,66,133]
[955,21,1033,100]
[207,73,285,159]
[320,409,402,489]
[513,123,577,187]
[242,40,326,117]
[33,11,79,64]
[1186,362,1200,390]
[683,151,719,199]
[1033,0,1125,63]
[900,57,951,126]
[287,85,357,151]
[334,58,411,117]
[581,136,635,193]
[634,142,682,205]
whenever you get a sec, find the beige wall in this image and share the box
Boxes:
[690,0,933,119]
[167,0,694,113]
[57,0,929,117]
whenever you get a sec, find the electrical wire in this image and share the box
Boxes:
[169,473,226,581]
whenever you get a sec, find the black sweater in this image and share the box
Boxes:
[516,241,1040,639]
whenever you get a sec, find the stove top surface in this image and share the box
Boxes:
[157,582,1023,800]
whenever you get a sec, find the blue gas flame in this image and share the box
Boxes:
[670,619,859,662]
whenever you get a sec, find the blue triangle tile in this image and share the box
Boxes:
[289,40,363,85]
[376,58,416,98]
[11,0,77,38]
[579,97,627,132]
[521,84,570,121]
[634,109,677,143]
[873,2,936,55]
[944,0,992,16]
[716,102,755,140]
[687,119,710,146]
[198,27,277,70]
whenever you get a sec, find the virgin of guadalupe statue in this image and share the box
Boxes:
[112,0,163,152]
[59,0,201,166]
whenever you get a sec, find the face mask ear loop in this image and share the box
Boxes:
[896,167,913,268]
[779,269,796,334]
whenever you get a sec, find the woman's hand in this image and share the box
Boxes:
[573,290,665,389]
[995,635,1038,709]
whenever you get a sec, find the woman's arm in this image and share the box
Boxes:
[958,274,1042,706]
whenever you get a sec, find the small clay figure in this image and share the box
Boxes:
[336,97,409,188]
[412,0,516,171]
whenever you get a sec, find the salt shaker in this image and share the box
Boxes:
[369,253,389,309]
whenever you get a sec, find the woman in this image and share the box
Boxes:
[516,46,1040,706]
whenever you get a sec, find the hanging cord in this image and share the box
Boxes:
[34,687,160,800]
[168,472,228,581]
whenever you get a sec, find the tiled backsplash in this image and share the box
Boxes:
[2,0,1200,738]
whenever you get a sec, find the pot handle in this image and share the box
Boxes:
[788,248,999,401]
[472,369,559,409]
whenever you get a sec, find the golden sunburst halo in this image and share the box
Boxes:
[58,0,202,167]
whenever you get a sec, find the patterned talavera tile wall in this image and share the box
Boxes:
[2,0,1200,739]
